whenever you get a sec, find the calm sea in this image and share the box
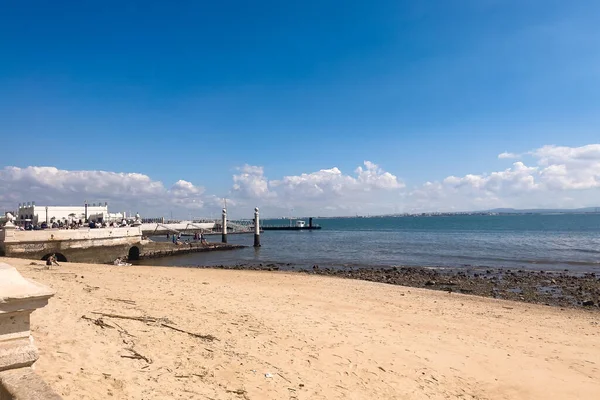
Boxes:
[140,214,600,273]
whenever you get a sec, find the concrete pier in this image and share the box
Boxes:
[254,207,261,247]
[135,241,244,260]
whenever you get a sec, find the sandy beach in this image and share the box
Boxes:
[4,257,599,399]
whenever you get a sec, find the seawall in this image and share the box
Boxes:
[0,227,142,264]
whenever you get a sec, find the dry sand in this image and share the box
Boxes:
[4,257,599,399]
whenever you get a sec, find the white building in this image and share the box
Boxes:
[16,202,126,225]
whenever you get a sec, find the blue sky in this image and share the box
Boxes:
[1,1,600,217]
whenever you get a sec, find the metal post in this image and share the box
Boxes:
[84,201,88,222]
[221,208,228,243]
[254,207,261,247]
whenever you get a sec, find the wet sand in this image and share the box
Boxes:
[5,257,600,399]
[190,263,600,309]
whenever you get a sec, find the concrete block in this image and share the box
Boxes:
[0,368,62,400]
[0,263,54,372]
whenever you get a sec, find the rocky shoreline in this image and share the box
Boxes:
[195,263,600,309]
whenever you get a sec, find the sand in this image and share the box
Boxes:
[4,257,599,399]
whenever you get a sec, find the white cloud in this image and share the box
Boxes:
[270,161,403,195]
[229,161,404,214]
[270,167,350,198]
[442,162,539,194]
[532,144,600,165]
[355,161,405,190]
[409,144,600,212]
[0,166,206,216]
[171,180,203,197]
[243,161,404,215]
[530,144,600,190]
[1,144,600,218]
[498,151,521,159]
[232,165,274,199]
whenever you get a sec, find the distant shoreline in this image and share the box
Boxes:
[301,210,600,219]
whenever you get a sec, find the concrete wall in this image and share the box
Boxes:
[0,227,142,263]
[1,227,141,243]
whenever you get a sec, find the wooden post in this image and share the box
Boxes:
[254,207,261,247]
[221,208,228,243]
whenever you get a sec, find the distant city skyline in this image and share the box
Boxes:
[1,2,600,218]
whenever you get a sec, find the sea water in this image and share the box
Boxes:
[139,214,600,273]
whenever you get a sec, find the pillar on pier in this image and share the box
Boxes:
[0,262,61,399]
[0,262,54,371]
[254,207,261,247]
[221,208,228,243]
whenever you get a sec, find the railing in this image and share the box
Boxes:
[142,218,259,235]
[261,223,320,228]
[228,220,255,233]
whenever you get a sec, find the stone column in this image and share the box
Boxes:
[0,262,61,399]
[221,208,228,243]
[1,220,15,255]
[0,263,55,372]
[3,219,16,231]
[132,213,142,227]
[253,207,261,247]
